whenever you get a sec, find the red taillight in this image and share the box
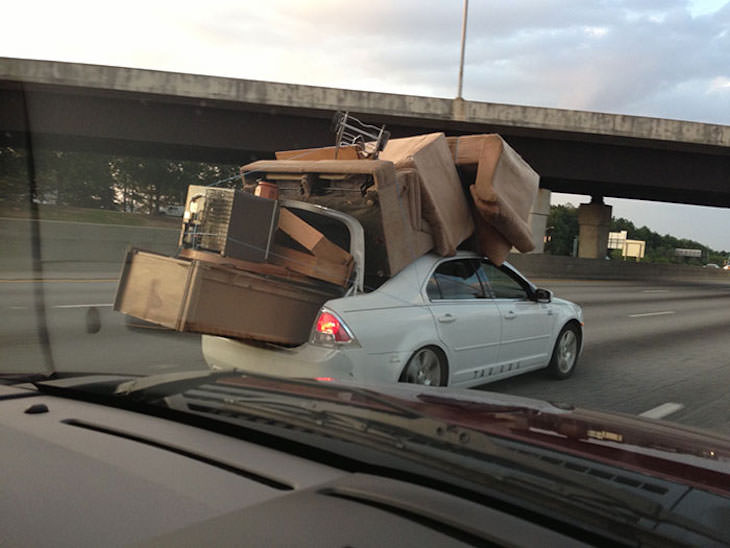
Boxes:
[313,310,352,344]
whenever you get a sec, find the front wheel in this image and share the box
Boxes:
[400,347,446,386]
[547,324,580,379]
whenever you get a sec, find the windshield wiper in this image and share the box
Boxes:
[173,390,727,545]
[114,371,217,395]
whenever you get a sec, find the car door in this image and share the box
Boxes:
[425,258,502,384]
[480,261,554,370]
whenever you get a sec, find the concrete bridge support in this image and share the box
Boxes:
[528,188,551,254]
[577,198,612,259]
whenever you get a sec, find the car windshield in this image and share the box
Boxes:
[2,3,730,546]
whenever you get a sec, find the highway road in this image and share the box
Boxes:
[0,277,205,376]
[2,276,729,435]
[480,279,730,436]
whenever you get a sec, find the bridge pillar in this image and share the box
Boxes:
[577,197,612,259]
[528,188,551,253]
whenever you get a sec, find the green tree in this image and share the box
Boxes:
[545,204,578,256]
[609,215,724,265]
[33,149,117,209]
[4,146,241,213]
[548,207,726,264]
[0,146,30,206]
[109,156,240,213]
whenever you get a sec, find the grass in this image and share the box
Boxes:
[0,204,181,228]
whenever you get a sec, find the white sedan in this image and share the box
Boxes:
[203,251,584,388]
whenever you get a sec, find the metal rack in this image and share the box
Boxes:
[332,111,390,159]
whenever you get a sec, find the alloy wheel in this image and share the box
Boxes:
[403,348,443,386]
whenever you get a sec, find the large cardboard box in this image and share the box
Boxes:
[114,248,340,345]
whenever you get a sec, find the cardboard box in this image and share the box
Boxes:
[277,208,352,265]
[269,244,353,287]
[275,145,360,161]
[114,248,340,345]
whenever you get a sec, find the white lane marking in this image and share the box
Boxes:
[8,306,28,310]
[53,303,114,309]
[641,289,670,293]
[628,310,675,318]
[639,402,685,419]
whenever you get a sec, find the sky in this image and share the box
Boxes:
[2,0,729,251]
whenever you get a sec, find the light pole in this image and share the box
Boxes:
[457,0,469,99]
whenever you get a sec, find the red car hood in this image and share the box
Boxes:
[218,374,730,496]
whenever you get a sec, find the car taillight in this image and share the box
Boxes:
[312,309,354,345]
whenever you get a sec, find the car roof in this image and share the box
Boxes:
[375,251,522,299]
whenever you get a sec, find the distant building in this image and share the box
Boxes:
[608,231,645,261]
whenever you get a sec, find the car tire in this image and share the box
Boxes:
[547,323,580,379]
[399,346,447,386]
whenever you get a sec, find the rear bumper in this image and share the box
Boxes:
[201,335,406,385]
[202,335,355,380]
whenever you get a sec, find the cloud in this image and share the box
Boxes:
[708,76,730,91]
[457,1,730,119]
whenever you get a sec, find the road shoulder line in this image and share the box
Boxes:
[639,402,685,419]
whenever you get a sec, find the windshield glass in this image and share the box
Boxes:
[2,3,730,545]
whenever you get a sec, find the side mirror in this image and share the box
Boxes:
[534,288,552,303]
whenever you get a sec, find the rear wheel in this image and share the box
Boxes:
[400,347,446,386]
[547,324,580,379]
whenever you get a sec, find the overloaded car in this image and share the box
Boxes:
[202,251,584,387]
[115,132,581,387]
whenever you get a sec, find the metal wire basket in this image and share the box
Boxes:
[331,111,390,159]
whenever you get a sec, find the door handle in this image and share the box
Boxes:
[438,313,456,324]
[504,310,516,320]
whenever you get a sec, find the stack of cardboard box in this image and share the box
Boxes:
[114,132,539,345]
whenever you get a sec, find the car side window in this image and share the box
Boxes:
[428,259,486,300]
[480,262,528,300]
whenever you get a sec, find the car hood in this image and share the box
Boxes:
[35,371,730,496]
[398,385,729,492]
[243,376,730,494]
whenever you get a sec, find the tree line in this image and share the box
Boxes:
[2,146,726,265]
[1,146,242,213]
[545,203,728,265]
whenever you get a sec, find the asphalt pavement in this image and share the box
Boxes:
[478,279,730,436]
[0,277,205,376]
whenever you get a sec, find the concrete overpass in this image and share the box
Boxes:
[2,57,729,257]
